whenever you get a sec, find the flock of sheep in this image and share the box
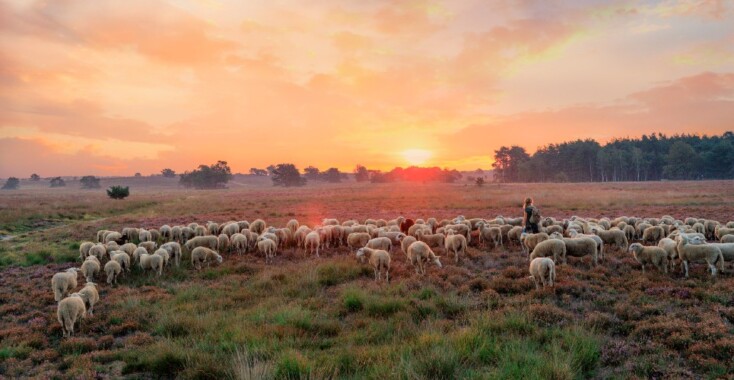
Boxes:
[52,215,734,337]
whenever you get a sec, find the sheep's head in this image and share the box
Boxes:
[628,243,642,254]
[216,254,223,264]
[66,267,80,274]
[396,233,406,241]
[550,232,564,240]
[433,257,443,268]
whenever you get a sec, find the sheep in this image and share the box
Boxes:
[529,239,567,264]
[623,225,636,242]
[727,221,734,229]
[139,253,164,276]
[356,247,391,282]
[641,226,664,245]
[398,235,417,256]
[323,218,340,226]
[376,230,406,248]
[191,247,223,270]
[81,257,100,283]
[477,223,502,249]
[704,220,719,240]
[249,219,266,234]
[160,225,172,242]
[400,218,415,234]
[194,225,207,237]
[442,224,470,240]
[628,243,668,274]
[230,233,248,256]
[544,225,564,236]
[550,233,598,266]
[221,223,240,237]
[89,243,107,261]
[689,239,734,268]
[591,227,628,252]
[132,247,148,265]
[721,235,734,244]
[77,282,99,316]
[149,228,161,242]
[207,222,219,236]
[105,260,121,285]
[104,231,123,244]
[417,232,445,250]
[692,222,705,235]
[160,242,182,267]
[119,243,137,256]
[184,236,218,253]
[347,232,371,253]
[57,294,86,338]
[304,231,321,257]
[121,227,139,242]
[677,235,725,278]
[79,242,94,260]
[139,229,153,242]
[406,241,442,275]
[529,257,556,289]
[715,226,734,241]
[658,238,678,271]
[52,268,79,301]
[286,219,300,234]
[366,237,392,252]
[180,226,195,243]
[217,234,230,254]
[139,241,157,254]
[444,233,467,263]
[154,248,170,268]
[521,232,549,255]
[408,223,431,237]
[106,241,120,255]
[257,237,277,264]
[507,226,524,247]
[567,230,604,260]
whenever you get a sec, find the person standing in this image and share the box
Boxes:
[522,197,541,234]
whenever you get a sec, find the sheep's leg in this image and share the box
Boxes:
[683,261,689,278]
[532,276,539,290]
[374,267,378,281]
[386,269,389,283]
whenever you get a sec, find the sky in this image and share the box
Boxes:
[1,0,733,177]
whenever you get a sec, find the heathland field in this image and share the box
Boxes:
[1,180,733,379]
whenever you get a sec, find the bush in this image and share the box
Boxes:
[161,168,176,178]
[30,173,40,181]
[79,176,100,189]
[2,177,19,190]
[107,186,130,200]
[50,177,66,187]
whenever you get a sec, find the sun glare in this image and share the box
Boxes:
[402,149,432,166]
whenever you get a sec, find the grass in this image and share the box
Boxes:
[0,181,733,378]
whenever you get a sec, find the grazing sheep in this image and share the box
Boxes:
[154,248,170,268]
[544,225,564,236]
[550,233,598,266]
[286,219,300,234]
[132,247,147,265]
[119,243,137,256]
[194,225,207,237]
[366,237,392,252]
[400,218,415,234]
[521,232,549,255]
[347,232,371,253]
[79,242,94,260]
[529,239,567,264]
[658,238,678,271]
[57,294,86,338]
[139,253,164,276]
[104,231,123,244]
[641,226,664,245]
[715,226,734,241]
[507,226,524,247]
[406,241,442,275]
[444,233,467,263]
[677,235,724,278]
[139,229,153,242]
[721,235,734,244]
[230,233,248,255]
[105,260,122,285]
[184,236,218,252]
[304,231,321,257]
[139,241,157,254]
[89,244,107,261]
[191,247,223,270]
[77,282,99,316]
[249,219,266,234]
[356,247,391,282]
[217,234,230,254]
[567,230,604,260]
[81,258,100,283]
[623,225,635,242]
[418,232,445,250]
[121,227,139,242]
[207,222,219,236]
[477,222,503,250]
[398,235,417,256]
[106,241,120,255]
[172,226,182,243]
[180,227,195,243]
[529,257,556,289]
[160,225,172,242]
[160,242,182,267]
[221,223,240,237]
[376,230,406,248]
[52,268,79,302]
[628,243,668,273]
[591,228,628,252]
[257,237,277,264]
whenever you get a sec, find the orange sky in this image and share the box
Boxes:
[1,0,733,177]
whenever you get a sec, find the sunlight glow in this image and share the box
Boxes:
[402,149,432,166]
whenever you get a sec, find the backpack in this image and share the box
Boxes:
[528,206,541,224]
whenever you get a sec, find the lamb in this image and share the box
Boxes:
[105,260,122,285]
[528,257,556,289]
[406,241,442,275]
[57,294,86,337]
[677,235,725,278]
[641,226,665,245]
[249,219,266,234]
[444,233,467,263]
[417,232,445,250]
[230,233,248,255]
[366,237,392,252]
[398,235,417,256]
[347,232,371,253]
[89,244,107,261]
[591,227,628,252]
[154,248,170,268]
[304,231,321,257]
[521,232,549,255]
[52,268,79,301]
[191,247,223,270]
[217,234,230,254]
[658,238,678,271]
[184,236,218,252]
[81,257,100,283]
[356,247,391,282]
[628,243,668,273]
[79,242,94,260]
[257,237,277,264]
[139,253,164,276]
[77,282,99,316]
[139,241,157,254]
[529,239,567,264]
[160,242,182,267]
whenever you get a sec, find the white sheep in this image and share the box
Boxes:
[184,236,218,253]
[444,233,467,263]
[217,234,230,254]
[138,229,153,242]
[356,247,391,282]
[347,232,371,253]
[79,242,94,260]
[139,253,164,276]
[366,237,392,252]
[398,235,417,256]
[567,230,604,260]
[304,231,321,257]
[230,233,248,255]
[191,247,223,270]
[104,231,122,244]
[77,282,99,316]
[89,243,107,261]
[677,235,725,278]
[521,232,549,255]
[160,242,182,267]
[721,235,734,244]
[154,248,170,268]
[105,260,121,285]
[249,219,266,234]
[641,226,664,245]
[550,233,598,266]
[417,232,445,250]
[591,227,628,252]
[57,294,86,337]
[628,243,668,273]
[132,247,147,265]
[119,243,137,256]
[139,241,157,254]
[658,238,678,271]
[257,237,277,264]
[529,257,556,289]
[160,225,172,242]
[406,241,442,275]
[477,222,503,250]
[81,257,100,283]
[51,268,79,302]
[529,239,567,264]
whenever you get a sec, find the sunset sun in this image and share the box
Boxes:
[402,149,432,166]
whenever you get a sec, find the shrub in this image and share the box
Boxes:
[80,176,100,189]
[342,289,364,312]
[2,177,20,190]
[50,177,66,187]
[107,186,130,200]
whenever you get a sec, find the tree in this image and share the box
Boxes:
[179,160,233,189]
[249,168,268,176]
[134,172,142,177]
[107,186,130,200]
[353,165,369,182]
[80,176,101,189]
[270,164,306,187]
[492,146,529,183]
[161,168,176,178]
[2,177,20,190]
[303,166,321,181]
[663,141,700,180]
[475,177,485,186]
[50,177,66,187]
[30,173,40,181]
[321,168,342,183]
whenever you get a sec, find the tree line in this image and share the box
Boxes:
[492,132,734,183]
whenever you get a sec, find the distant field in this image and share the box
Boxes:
[0,180,733,378]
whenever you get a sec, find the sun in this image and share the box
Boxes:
[402,149,432,166]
